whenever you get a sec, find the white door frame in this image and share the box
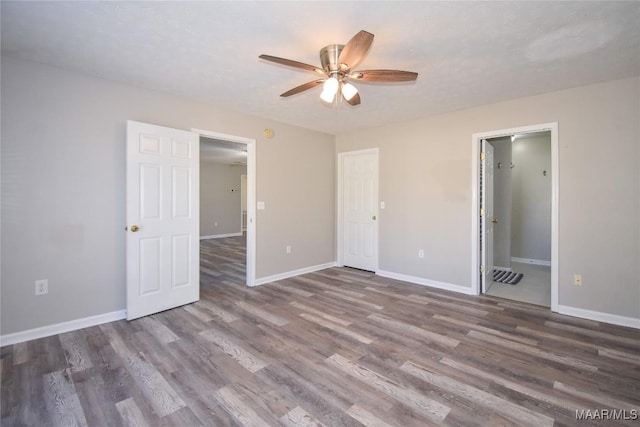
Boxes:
[192,128,256,287]
[337,148,379,270]
[481,139,495,293]
[470,122,559,312]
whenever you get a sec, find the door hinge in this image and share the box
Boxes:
[480,265,485,273]
[480,152,485,160]
[480,208,484,217]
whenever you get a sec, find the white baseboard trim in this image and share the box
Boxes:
[557,305,640,329]
[253,262,337,287]
[492,266,513,272]
[200,232,243,240]
[0,309,127,347]
[376,270,476,295]
[511,257,551,267]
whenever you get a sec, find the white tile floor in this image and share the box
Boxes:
[485,262,551,307]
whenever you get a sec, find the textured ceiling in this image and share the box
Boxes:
[2,1,639,135]
[201,136,247,165]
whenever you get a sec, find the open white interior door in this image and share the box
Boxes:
[482,139,495,292]
[126,121,199,320]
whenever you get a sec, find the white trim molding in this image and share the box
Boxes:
[0,310,127,347]
[200,232,243,240]
[511,257,551,267]
[557,305,640,329]
[471,122,559,312]
[376,270,476,295]
[253,262,337,287]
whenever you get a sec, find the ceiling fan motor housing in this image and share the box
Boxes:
[320,44,345,74]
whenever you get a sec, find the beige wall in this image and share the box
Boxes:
[337,77,640,319]
[0,57,335,335]
[200,162,246,236]
[1,55,637,336]
[256,123,336,277]
[511,133,552,262]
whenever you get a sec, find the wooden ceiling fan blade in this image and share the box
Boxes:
[338,30,374,69]
[351,70,418,82]
[259,54,323,74]
[280,79,325,97]
[346,92,361,106]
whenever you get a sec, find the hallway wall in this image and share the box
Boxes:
[511,132,552,263]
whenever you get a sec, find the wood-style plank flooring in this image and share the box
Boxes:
[2,236,639,426]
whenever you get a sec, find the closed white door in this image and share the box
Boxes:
[126,121,199,320]
[482,140,495,291]
[340,150,378,271]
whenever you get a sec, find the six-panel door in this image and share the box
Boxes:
[126,121,199,320]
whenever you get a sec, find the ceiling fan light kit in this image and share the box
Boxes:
[320,76,339,103]
[259,30,418,107]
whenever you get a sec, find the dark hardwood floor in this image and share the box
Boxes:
[2,236,639,426]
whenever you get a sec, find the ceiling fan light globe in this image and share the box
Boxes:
[320,88,336,103]
[341,82,358,101]
[323,76,339,92]
[320,77,339,103]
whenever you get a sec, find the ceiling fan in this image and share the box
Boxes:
[259,30,418,106]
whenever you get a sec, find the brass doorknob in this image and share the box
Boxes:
[491,218,498,224]
[372,215,377,220]
[130,225,140,232]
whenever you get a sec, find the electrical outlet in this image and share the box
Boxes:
[574,274,583,286]
[35,279,48,295]
[214,221,218,227]
[286,245,291,254]
[418,249,424,259]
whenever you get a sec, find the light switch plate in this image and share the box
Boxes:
[257,201,265,210]
[380,201,385,209]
